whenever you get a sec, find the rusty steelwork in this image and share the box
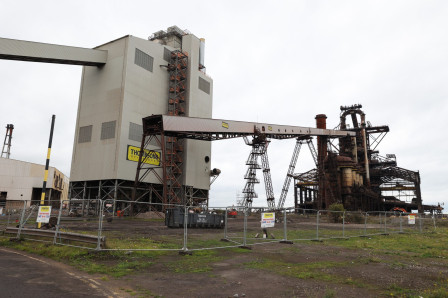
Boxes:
[1,124,14,159]
[133,114,355,209]
[294,104,440,214]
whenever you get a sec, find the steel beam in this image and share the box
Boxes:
[0,37,107,66]
[142,115,355,140]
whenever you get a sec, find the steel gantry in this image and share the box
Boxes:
[242,134,275,209]
[133,114,355,208]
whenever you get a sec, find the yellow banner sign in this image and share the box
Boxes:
[127,145,160,166]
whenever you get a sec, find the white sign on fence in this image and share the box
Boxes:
[408,214,416,225]
[261,212,275,228]
[36,206,52,223]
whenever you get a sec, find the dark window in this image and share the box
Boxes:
[163,47,172,62]
[101,121,116,140]
[78,125,92,143]
[135,48,154,72]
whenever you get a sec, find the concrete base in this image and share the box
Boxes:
[179,250,193,256]
[280,240,293,244]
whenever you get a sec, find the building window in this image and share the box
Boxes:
[163,47,172,62]
[129,122,143,142]
[135,48,153,72]
[78,125,92,143]
[198,77,210,94]
[101,121,116,140]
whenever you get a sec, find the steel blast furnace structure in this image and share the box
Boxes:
[294,104,440,214]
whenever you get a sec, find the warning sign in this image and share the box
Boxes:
[261,212,275,228]
[127,145,160,166]
[36,206,52,223]
[408,214,416,225]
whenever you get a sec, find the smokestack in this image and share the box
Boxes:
[315,114,327,163]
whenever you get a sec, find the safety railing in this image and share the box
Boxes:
[1,199,445,253]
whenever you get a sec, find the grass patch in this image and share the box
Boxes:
[319,228,448,259]
[245,258,367,285]
[166,249,223,273]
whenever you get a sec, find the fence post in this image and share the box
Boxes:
[342,211,345,238]
[96,200,104,250]
[399,213,403,233]
[316,210,319,240]
[181,205,188,253]
[6,210,11,228]
[17,200,27,239]
[224,207,228,240]
[419,216,423,233]
[53,200,64,244]
[432,214,436,231]
[283,208,287,241]
[379,213,382,235]
[242,207,247,247]
[384,211,387,234]
[364,212,368,236]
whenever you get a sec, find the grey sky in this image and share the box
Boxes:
[1,0,447,208]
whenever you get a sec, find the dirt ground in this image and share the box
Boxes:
[51,216,448,297]
[96,241,447,298]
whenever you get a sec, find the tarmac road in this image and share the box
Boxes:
[0,248,117,298]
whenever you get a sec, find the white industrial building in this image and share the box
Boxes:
[69,26,213,205]
[0,157,69,210]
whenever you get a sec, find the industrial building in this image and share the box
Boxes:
[0,157,69,210]
[0,26,213,209]
[0,28,438,214]
[69,26,213,207]
[292,105,440,213]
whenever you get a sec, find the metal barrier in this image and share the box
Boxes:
[1,199,444,253]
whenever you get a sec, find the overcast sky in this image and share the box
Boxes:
[1,0,447,209]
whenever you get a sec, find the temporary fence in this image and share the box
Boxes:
[1,199,446,253]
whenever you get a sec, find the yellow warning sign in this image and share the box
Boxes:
[222,121,229,129]
[127,145,160,166]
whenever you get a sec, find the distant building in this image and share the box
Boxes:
[0,157,69,210]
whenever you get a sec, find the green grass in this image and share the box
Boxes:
[2,226,448,297]
[319,229,448,259]
[245,258,371,289]
[166,249,223,273]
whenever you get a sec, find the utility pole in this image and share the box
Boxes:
[38,115,55,228]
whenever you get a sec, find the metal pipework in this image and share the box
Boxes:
[360,113,370,186]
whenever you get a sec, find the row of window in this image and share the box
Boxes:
[135,48,211,94]
[78,121,143,143]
